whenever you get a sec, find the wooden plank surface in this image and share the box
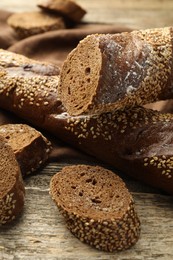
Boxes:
[1,0,173,29]
[1,163,173,260]
[1,0,173,259]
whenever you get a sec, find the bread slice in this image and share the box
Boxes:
[0,135,25,225]
[0,124,52,177]
[58,27,173,116]
[50,164,140,252]
[7,11,65,38]
[38,0,86,23]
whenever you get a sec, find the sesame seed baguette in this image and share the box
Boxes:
[48,106,173,195]
[0,124,52,177]
[58,27,173,116]
[0,48,60,76]
[50,165,140,252]
[7,11,65,39]
[1,50,173,194]
[38,0,87,23]
[0,135,25,225]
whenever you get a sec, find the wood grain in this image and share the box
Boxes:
[1,0,173,259]
[1,0,173,29]
[1,163,173,260]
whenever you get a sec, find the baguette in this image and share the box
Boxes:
[0,49,61,126]
[0,48,60,75]
[58,27,173,116]
[50,165,140,252]
[0,135,25,225]
[7,11,65,38]
[38,0,87,23]
[1,49,173,194]
[0,124,52,177]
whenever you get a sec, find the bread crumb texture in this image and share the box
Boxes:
[50,165,140,252]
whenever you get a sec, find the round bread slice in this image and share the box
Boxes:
[38,0,87,23]
[0,135,25,225]
[50,164,140,252]
[0,124,52,177]
[7,11,65,38]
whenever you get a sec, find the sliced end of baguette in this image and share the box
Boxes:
[0,124,52,177]
[7,11,65,38]
[59,28,173,116]
[38,0,87,22]
[59,35,102,116]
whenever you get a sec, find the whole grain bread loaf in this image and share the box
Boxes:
[58,27,173,116]
[0,124,52,177]
[38,0,86,23]
[7,11,65,38]
[1,49,173,194]
[0,135,25,225]
[48,105,173,195]
[50,164,140,252]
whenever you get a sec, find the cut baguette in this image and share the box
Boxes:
[0,136,25,225]
[50,164,140,252]
[38,0,86,22]
[59,27,173,116]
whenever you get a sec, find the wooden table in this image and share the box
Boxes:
[1,1,173,259]
[1,0,173,29]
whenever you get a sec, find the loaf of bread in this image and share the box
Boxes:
[1,49,173,194]
[0,48,60,76]
[38,0,86,23]
[0,49,61,126]
[0,135,25,225]
[58,27,173,116]
[50,164,140,251]
[0,124,52,177]
[7,11,65,38]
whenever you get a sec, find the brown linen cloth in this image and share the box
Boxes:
[0,9,172,166]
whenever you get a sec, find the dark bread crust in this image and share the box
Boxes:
[1,49,173,194]
[38,0,87,22]
[0,49,60,76]
[58,27,173,116]
[0,136,25,225]
[50,165,140,251]
[48,106,173,195]
[7,11,65,38]
[0,124,52,177]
